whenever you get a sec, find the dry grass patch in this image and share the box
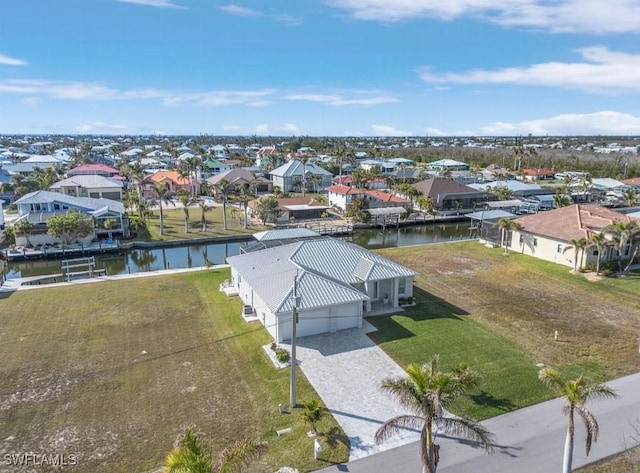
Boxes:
[379,241,640,379]
[0,270,348,472]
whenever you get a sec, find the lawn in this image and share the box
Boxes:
[373,241,640,420]
[0,270,348,473]
[141,205,265,241]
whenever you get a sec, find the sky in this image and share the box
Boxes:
[1,0,640,137]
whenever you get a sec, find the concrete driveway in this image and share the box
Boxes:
[281,322,420,460]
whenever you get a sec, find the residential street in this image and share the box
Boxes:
[315,372,640,473]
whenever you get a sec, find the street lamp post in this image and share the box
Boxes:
[290,274,299,409]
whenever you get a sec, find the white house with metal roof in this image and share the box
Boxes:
[226,238,417,342]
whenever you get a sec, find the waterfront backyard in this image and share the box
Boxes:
[1,241,639,472]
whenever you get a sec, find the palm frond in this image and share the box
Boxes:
[575,404,599,456]
[374,415,424,444]
[436,416,495,453]
[213,439,268,473]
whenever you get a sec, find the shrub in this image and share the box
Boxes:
[275,348,290,363]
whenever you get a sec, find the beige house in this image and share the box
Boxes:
[508,204,639,269]
[50,175,124,200]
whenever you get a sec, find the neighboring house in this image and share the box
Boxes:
[206,168,272,194]
[326,185,409,212]
[49,175,124,201]
[248,196,328,223]
[391,168,423,183]
[468,180,555,199]
[518,168,556,181]
[67,164,121,178]
[428,159,469,172]
[413,177,490,212]
[201,159,231,177]
[620,177,640,191]
[12,190,127,246]
[269,159,333,193]
[226,237,417,342]
[144,170,196,196]
[509,203,639,269]
[255,146,280,168]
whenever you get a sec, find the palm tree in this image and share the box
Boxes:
[554,190,572,209]
[589,232,608,275]
[495,218,520,255]
[564,237,589,272]
[214,179,232,231]
[538,368,617,473]
[151,182,174,236]
[14,220,36,247]
[375,356,494,473]
[198,199,211,232]
[605,220,640,273]
[164,428,268,473]
[622,188,638,207]
[177,191,194,233]
[416,196,433,223]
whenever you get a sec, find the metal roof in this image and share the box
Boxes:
[253,228,321,241]
[227,237,416,314]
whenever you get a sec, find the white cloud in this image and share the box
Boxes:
[371,124,412,136]
[254,124,270,134]
[75,122,128,133]
[115,0,186,9]
[284,92,398,105]
[22,97,40,106]
[0,53,27,66]
[327,0,640,34]
[282,123,300,134]
[479,111,640,136]
[0,79,275,107]
[418,47,640,93]
[424,127,448,136]
[219,4,302,24]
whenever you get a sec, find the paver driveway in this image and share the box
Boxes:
[282,322,420,460]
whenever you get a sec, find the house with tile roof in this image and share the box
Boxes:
[509,204,639,269]
[326,185,410,212]
[247,196,329,223]
[144,170,197,197]
[412,177,490,212]
[226,237,417,341]
[206,168,272,194]
[67,164,121,178]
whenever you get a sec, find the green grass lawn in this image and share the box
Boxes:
[0,270,348,473]
[373,241,640,420]
[141,206,265,241]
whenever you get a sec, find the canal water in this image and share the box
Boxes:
[1,222,472,280]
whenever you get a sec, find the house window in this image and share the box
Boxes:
[372,281,379,299]
[533,238,538,247]
[519,235,524,244]
[557,244,563,253]
[398,278,406,295]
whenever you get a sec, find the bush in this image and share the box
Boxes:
[275,348,290,363]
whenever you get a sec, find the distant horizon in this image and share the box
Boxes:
[2,1,640,136]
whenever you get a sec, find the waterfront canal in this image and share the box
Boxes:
[1,222,472,280]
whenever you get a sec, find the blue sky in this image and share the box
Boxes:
[1,0,640,137]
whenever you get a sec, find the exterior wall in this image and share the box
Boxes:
[232,267,278,340]
[510,231,618,269]
[327,192,352,211]
[277,302,362,342]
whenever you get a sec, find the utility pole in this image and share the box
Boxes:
[290,273,299,409]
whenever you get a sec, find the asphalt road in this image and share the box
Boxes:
[315,372,640,473]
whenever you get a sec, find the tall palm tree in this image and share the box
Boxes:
[589,232,608,275]
[198,198,211,232]
[564,237,589,272]
[151,182,174,236]
[495,218,520,255]
[606,220,640,273]
[214,179,232,231]
[416,196,433,223]
[177,191,195,233]
[622,188,638,207]
[375,356,494,473]
[164,428,268,473]
[538,368,617,473]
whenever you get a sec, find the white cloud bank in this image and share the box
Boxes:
[218,4,301,25]
[0,53,27,66]
[478,111,640,136]
[371,124,412,136]
[328,0,640,33]
[284,92,399,106]
[419,47,640,94]
[115,0,186,9]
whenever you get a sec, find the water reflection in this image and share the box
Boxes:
[3,223,470,279]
